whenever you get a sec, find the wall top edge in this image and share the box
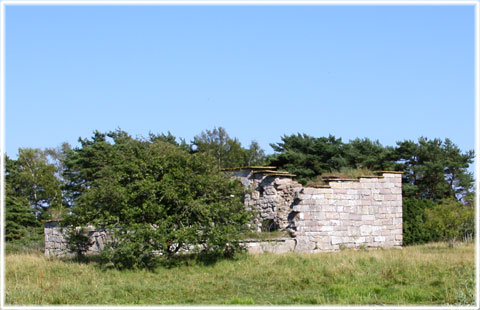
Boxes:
[221,166,276,171]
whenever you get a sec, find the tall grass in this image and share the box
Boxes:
[5,242,475,305]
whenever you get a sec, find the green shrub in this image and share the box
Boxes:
[63,130,252,269]
[66,228,94,259]
[425,198,474,246]
[402,198,438,245]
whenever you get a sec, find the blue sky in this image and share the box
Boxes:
[5,4,475,158]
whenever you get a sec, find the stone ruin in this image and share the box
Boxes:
[225,166,403,253]
[44,167,403,256]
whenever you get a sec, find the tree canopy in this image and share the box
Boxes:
[267,134,473,202]
[191,127,266,168]
[62,130,251,268]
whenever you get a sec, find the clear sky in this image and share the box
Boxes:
[5,4,475,158]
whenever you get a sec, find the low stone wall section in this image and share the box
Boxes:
[44,221,110,257]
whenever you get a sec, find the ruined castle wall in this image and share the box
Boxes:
[290,173,402,252]
[232,170,402,252]
[232,170,302,232]
[44,170,403,256]
[44,221,110,257]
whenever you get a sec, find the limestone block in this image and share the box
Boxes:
[361,215,375,221]
[342,236,355,243]
[297,194,312,200]
[391,187,402,194]
[295,237,316,252]
[360,178,374,183]
[302,188,318,195]
[347,226,360,235]
[375,219,393,226]
[331,236,342,245]
[327,199,337,205]
[354,236,366,244]
[385,235,396,242]
[361,199,371,206]
[292,205,309,212]
[325,212,339,220]
[347,199,357,206]
[302,199,315,205]
[360,206,369,214]
[322,205,334,212]
[379,188,391,195]
[320,226,334,232]
[333,189,347,195]
[393,218,402,225]
[315,199,329,205]
[348,213,361,221]
[360,225,372,236]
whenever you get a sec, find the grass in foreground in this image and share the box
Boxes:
[6,242,475,305]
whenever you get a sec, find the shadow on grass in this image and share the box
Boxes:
[61,250,248,271]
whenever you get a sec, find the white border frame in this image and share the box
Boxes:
[0,0,478,309]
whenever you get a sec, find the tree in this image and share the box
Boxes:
[6,149,62,221]
[5,156,42,241]
[244,141,266,166]
[191,127,265,168]
[5,195,39,241]
[343,138,394,171]
[393,137,474,202]
[268,134,347,183]
[63,130,252,269]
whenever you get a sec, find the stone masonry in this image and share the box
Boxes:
[44,221,110,257]
[44,167,402,256]
[228,167,403,252]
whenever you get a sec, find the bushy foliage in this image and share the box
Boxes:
[5,196,41,241]
[268,134,347,184]
[269,135,473,203]
[5,155,43,241]
[192,127,266,168]
[63,130,252,269]
[66,228,94,259]
[425,199,474,246]
[402,198,438,245]
[393,138,474,202]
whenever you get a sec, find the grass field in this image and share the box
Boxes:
[5,242,475,305]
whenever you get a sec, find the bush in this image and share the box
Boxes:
[64,130,252,269]
[402,198,438,245]
[425,198,474,246]
[66,228,94,259]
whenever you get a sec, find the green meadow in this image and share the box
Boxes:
[5,242,475,305]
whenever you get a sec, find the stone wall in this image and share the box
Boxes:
[44,221,110,257]
[231,168,302,232]
[44,168,403,256]
[229,168,402,252]
[291,173,403,252]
